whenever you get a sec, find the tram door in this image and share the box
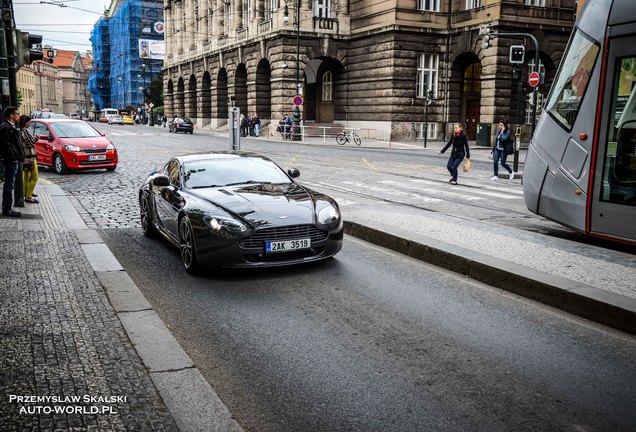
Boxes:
[591,34,636,241]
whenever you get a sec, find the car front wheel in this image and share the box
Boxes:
[140,193,158,238]
[179,216,199,273]
[53,154,67,174]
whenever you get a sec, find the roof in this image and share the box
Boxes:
[43,49,81,69]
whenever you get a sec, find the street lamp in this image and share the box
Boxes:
[283,0,301,141]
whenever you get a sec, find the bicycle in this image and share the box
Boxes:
[336,129,362,146]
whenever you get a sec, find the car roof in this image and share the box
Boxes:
[34,118,87,123]
[176,151,264,163]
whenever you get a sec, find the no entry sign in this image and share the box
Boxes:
[528,71,540,88]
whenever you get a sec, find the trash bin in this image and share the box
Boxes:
[476,123,491,147]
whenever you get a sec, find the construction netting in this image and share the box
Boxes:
[89,0,164,112]
[88,18,110,112]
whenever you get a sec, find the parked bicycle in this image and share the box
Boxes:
[336,129,362,146]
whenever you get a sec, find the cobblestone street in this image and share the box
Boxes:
[0,189,178,431]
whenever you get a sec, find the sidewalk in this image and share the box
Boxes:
[0,182,242,431]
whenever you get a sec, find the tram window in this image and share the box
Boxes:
[545,30,599,131]
[602,56,636,206]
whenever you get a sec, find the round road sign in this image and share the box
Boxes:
[528,71,540,88]
[293,95,303,106]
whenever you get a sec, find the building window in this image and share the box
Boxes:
[524,0,545,5]
[416,54,438,98]
[314,0,330,18]
[322,71,333,101]
[417,0,440,12]
[465,0,482,8]
[415,123,438,140]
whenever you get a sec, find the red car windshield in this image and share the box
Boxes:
[49,122,102,138]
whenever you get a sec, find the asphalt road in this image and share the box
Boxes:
[96,225,636,432]
[42,124,636,431]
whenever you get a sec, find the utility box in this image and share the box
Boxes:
[476,123,491,147]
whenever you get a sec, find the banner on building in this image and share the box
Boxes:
[139,39,165,60]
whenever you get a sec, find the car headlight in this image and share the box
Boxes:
[317,205,339,225]
[63,144,81,152]
[107,143,115,151]
[204,215,248,232]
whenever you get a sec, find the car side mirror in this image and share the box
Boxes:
[38,134,48,140]
[152,175,170,187]
[287,168,300,178]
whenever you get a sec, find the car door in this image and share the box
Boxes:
[154,160,184,240]
[32,121,54,165]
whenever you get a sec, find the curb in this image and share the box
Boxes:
[344,219,636,336]
[42,183,243,432]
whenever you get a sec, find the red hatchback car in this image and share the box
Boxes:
[29,119,118,174]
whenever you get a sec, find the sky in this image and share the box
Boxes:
[13,0,111,54]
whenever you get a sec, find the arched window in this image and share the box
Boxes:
[322,71,333,101]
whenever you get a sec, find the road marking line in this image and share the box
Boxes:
[362,158,378,171]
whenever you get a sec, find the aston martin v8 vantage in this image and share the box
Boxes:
[139,152,343,272]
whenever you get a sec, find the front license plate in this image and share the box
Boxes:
[88,155,106,161]
[265,238,311,253]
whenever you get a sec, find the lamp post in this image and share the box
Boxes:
[283,0,301,141]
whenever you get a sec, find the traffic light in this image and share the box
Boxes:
[509,45,525,64]
[14,30,43,66]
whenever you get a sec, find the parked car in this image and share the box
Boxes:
[99,117,110,123]
[108,115,124,125]
[168,117,194,134]
[31,110,66,119]
[28,119,118,174]
[122,115,135,125]
[139,152,343,272]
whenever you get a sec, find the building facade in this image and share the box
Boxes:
[163,0,577,141]
[32,60,64,113]
[42,49,91,117]
[88,0,164,113]
[16,65,38,116]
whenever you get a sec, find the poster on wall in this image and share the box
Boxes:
[139,39,165,60]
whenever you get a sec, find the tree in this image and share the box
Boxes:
[16,89,23,108]
[145,77,163,108]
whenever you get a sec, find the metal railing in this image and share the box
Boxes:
[267,125,391,146]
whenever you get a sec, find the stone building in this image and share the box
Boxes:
[16,65,38,116]
[32,60,64,113]
[43,49,91,117]
[163,0,577,142]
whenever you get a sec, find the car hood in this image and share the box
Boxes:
[191,183,316,228]
[57,136,112,148]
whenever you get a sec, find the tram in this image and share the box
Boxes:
[523,0,636,245]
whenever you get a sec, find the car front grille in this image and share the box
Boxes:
[239,224,328,248]
[82,148,108,154]
[79,159,113,165]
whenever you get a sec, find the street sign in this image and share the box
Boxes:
[528,71,540,88]
[293,95,303,106]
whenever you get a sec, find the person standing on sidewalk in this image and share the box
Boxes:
[0,107,24,217]
[19,115,39,203]
[439,122,470,185]
[253,113,261,137]
[491,119,514,181]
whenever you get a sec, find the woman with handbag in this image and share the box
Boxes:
[491,119,515,181]
[19,115,39,204]
[439,123,470,185]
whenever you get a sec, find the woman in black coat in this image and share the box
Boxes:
[439,123,470,185]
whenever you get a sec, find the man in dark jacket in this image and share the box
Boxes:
[0,107,24,217]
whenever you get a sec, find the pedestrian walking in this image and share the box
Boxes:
[439,122,470,185]
[0,107,25,217]
[285,113,294,140]
[162,115,167,128]
[19,115,39,203]
[491,119,514,181]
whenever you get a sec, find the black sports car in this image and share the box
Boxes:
[168,117,194,134]
[139,152,343,272]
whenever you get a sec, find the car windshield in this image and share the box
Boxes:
[50,122,102,138]
[183,156,291,189]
